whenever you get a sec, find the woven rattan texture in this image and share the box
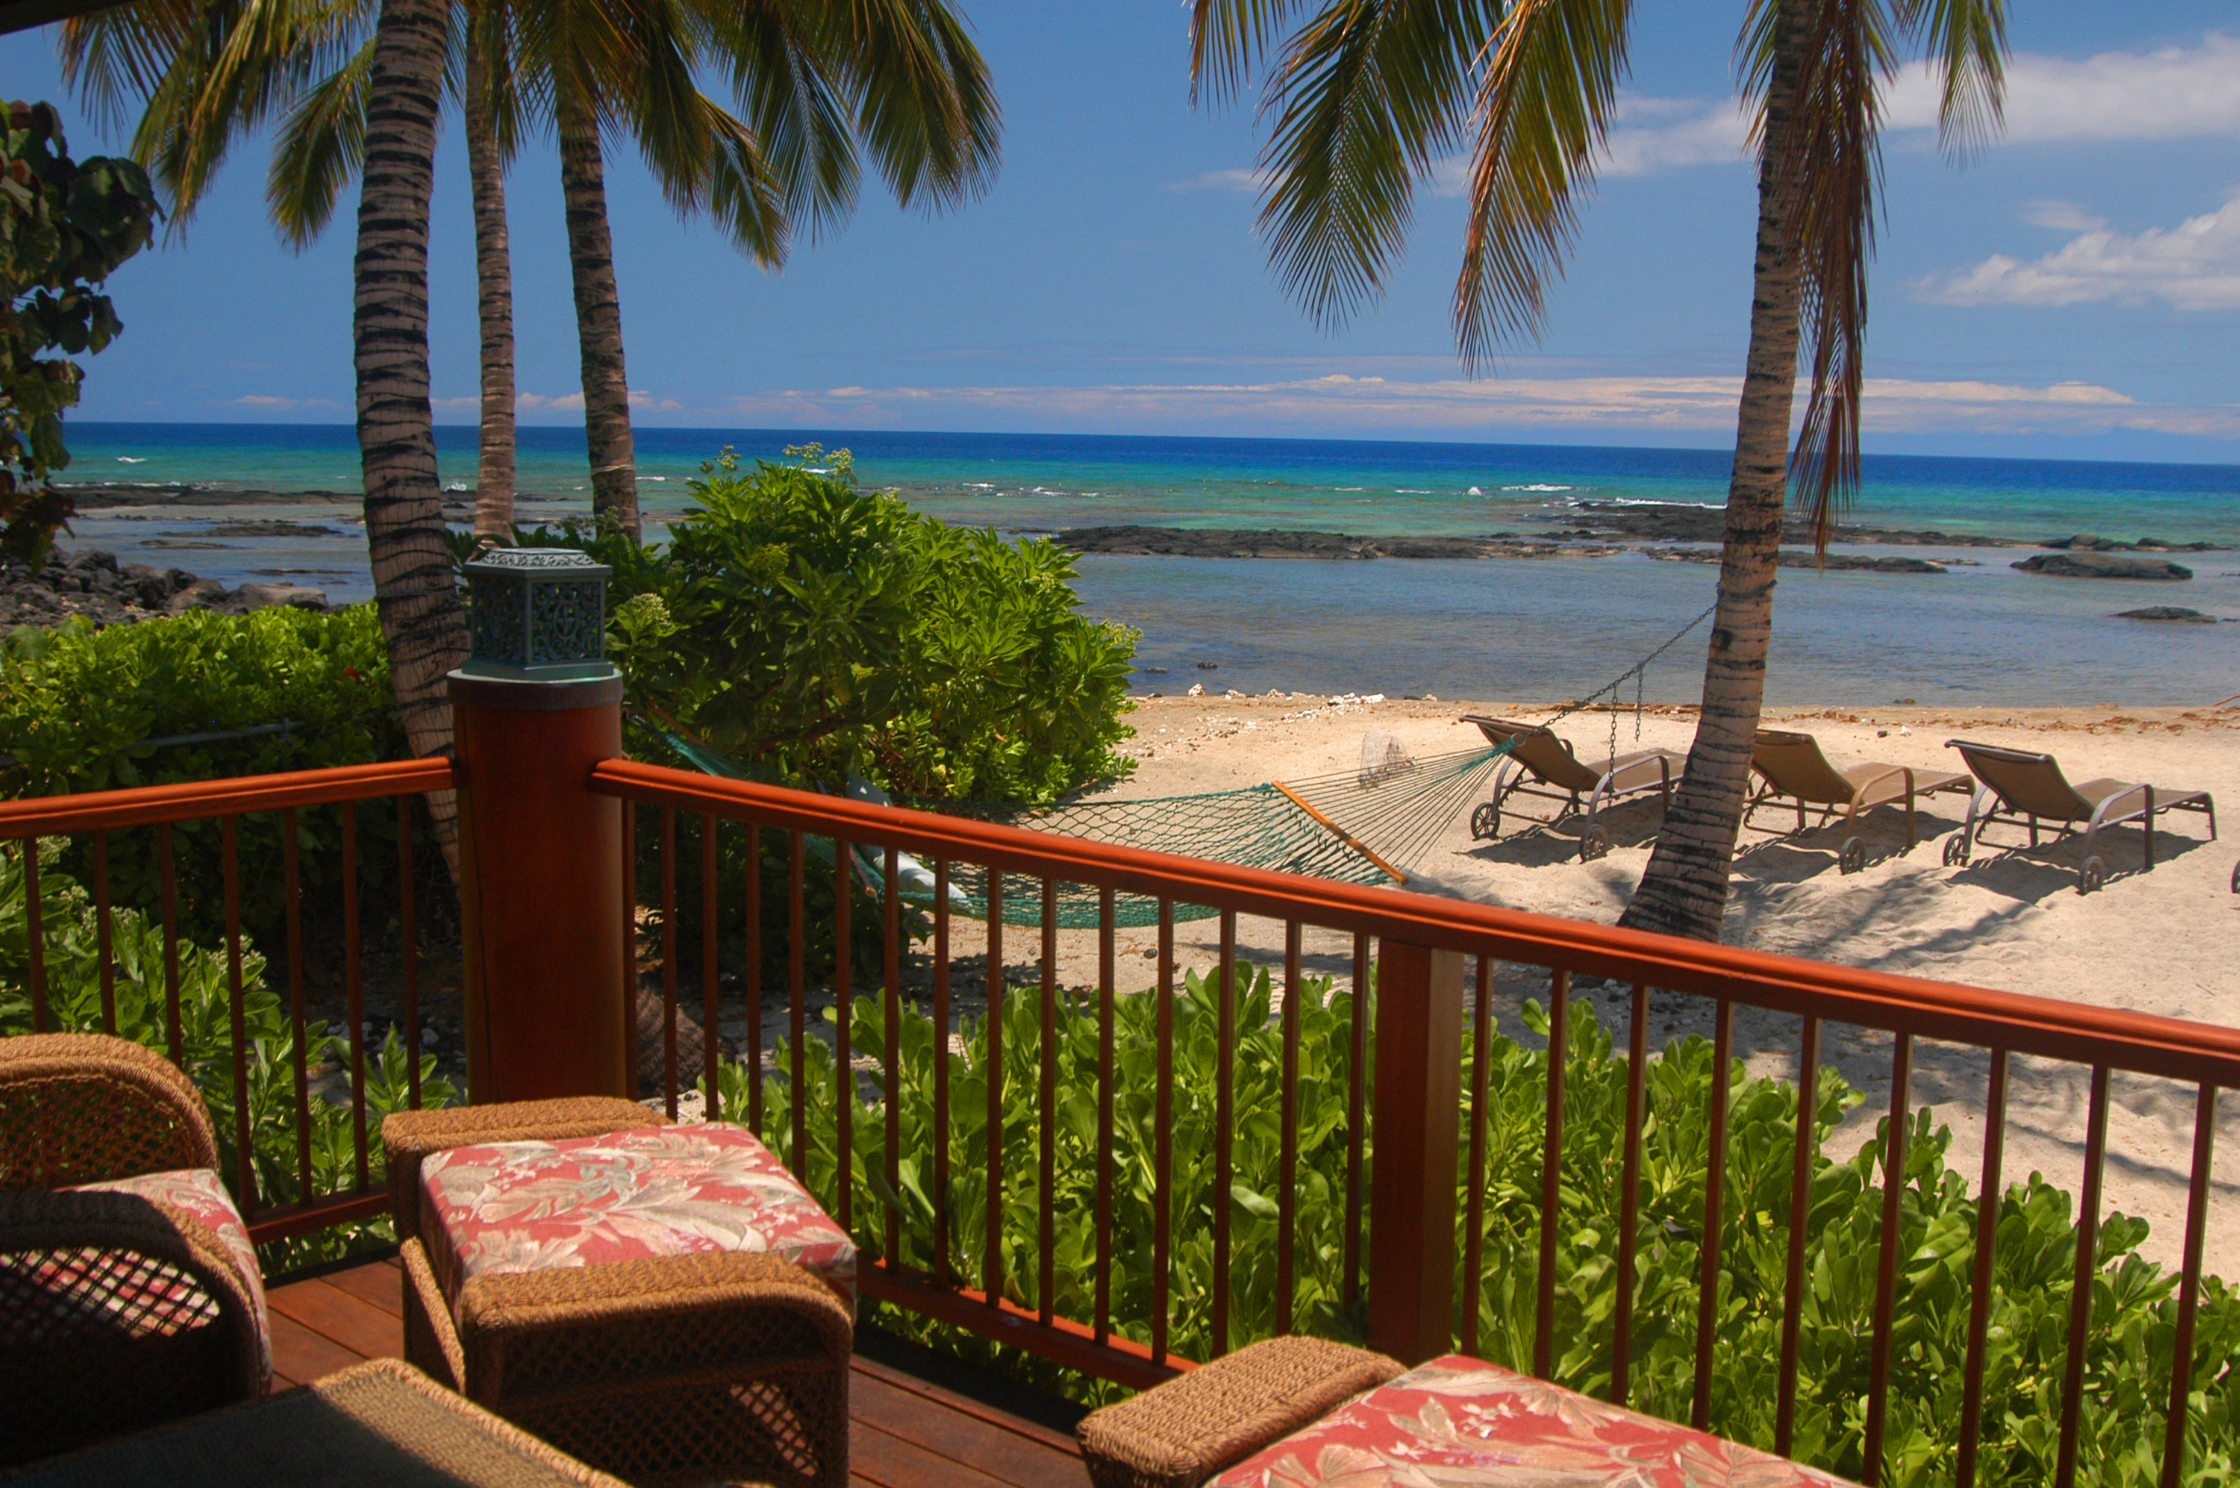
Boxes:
[5,1358,657,1488]
[1076,1336,1404,1488]
[0,1034,218,1191]
[381,1098,664,1240]
[399,1221,850,1486]
[0,1189,265,1465]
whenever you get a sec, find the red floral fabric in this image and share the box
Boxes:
[1209,1355,1859,1487]
[419,1123,855,1317]
[66,1165,271,1384]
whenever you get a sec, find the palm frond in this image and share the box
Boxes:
[1904,0,2005,155]
[706,0,860,242]
[1252,0,1497,331]
[700,99,792,267]
[265,33,372,247]
[1454,0,1632,366]
[1188,0,1305,106]
[828,0,1001,212]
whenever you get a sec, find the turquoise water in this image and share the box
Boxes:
[51,423,2240,705]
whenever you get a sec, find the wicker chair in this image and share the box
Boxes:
[384,1100,855,1488]
[0,1033,270,1466]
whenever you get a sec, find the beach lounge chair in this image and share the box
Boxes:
[1944,738,2218,893]
[1461,715,1684,861]
[1743,730,1972,873]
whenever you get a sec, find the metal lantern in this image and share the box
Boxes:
[461,547,615,680]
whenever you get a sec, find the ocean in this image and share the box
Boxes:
[54,422,2240,706]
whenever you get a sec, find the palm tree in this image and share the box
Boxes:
[519,0,1004,540]
[60,0,524,537]
[1193,0,2007,941]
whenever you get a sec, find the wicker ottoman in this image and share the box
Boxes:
[384,1103,856,1488]
[1078,1339,1862,1487]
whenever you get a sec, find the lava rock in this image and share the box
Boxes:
[2013,553,2192,581]
[2112,606,2219,623]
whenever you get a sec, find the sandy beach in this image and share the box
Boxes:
[954,692,2240,1275]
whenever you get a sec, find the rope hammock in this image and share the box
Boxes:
[655,602,1716,929]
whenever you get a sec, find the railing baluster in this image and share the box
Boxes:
[1094,887,1117,1345]
[157,821,183,1063]
[396,796,419,1109]
[1038,878,1058,1326]
[933,860,953,1287]
[620,799,639,1103]
[1612,982,1649,1408]
[281,809,312,1205]
[1345,930,1371,1312]
[1691,998,1734,1431]
[1277,921,1303,1336]
[2162,1083,2218,1488]
[703,814,721,1120]
[1534,968,1569,1378]
[660,805,679,1120]
[1776,1015,1822,1456]
[221,816,254,1212]
[21,839,46,1033]
[1212,909,1237,1357]
[1863,1031,1915,1483]
[91,832,115,1035]
[1461,954,1494,1358]
[2056,1064,2112,1488]
[744,818,762,1134]
[340,807,367,1189]
[882,847,902,1272]
[788,831,807,1179]
[984,867,1005,1309]
[1957,1049,2010,1488]
[833,838,853,1228]
[1152,898,1174,1363]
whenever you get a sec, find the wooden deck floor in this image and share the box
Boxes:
[269,1256,1092,1488]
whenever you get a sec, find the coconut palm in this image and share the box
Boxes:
[60,0,524,537]
[1193,0,2008,941]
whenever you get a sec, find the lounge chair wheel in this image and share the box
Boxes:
[1579,824,1611,862]
[1942,836,1971,868]
[1471,802,1502,841]
[2079,855,2107,895]
[1839,838,1867,875]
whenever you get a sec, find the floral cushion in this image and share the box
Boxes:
[1209,1355,1859,1487]
[66,1166,271,1385]
[418,1123,856,1318]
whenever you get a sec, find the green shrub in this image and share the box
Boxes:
[749,974,2240,1487]
[0,842,455,1272]
[0,605,411,947]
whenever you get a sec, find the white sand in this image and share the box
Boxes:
[1084,692,2240,1272]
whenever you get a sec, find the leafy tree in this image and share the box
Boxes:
[1190,0,2009,940]
[0,101,156,565]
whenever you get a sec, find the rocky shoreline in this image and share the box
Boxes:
[1,549,331,629]
[1055,510,2229,578]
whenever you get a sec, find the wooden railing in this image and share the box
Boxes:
[0,759,454,1244]
[591,760,2236,1488]
[4,745,2233,1487]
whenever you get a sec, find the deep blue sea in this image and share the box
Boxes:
[54,422,2240,705]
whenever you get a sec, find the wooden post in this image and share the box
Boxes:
[1366,939,1465,1363]
[450,671,630,1102]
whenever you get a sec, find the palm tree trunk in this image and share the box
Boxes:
[556,90,640,542]
[465,28,516,539]
[1616,0,1812,943]
[355,0,468,864]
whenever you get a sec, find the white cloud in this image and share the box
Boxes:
[1882,34,2240,143]
[1917,195,2240,310]
[1582,35,2240,179]
[714,369,2234,439]
[228,393,343,411]
[1170,167,1264,193]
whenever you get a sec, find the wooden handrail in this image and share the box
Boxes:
[0,757,454,836]
[590,757,2240,1085]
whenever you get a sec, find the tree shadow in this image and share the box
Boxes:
[1457,797,1668,867]
[1947,822,2217,902]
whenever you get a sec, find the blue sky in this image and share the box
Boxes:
[7,2,2239,460]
